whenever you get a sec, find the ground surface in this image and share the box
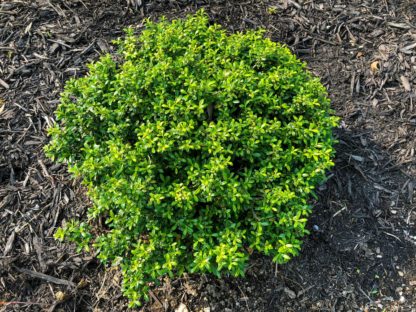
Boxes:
[0,0,415,311]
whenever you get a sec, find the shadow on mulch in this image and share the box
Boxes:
[1,0,415,311]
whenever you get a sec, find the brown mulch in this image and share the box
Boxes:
[0,0,415,311]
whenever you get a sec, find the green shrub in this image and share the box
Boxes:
[46,10,338,306]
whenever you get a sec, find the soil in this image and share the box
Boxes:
[1,0,415,311]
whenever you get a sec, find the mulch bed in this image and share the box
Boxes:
[1,0,415,311]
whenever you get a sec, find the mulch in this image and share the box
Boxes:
[0,0,415,311]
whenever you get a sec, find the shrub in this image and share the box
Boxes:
[46,10,338,306]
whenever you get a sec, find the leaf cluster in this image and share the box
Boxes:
[46,10,338,306]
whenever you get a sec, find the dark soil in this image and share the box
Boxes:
[1,0,415,311]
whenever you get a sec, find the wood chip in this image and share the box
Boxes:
[408,181,414,204]
[351,155,365,162]
[284,287,297,299]
[15,267,76,287]
[97,39,109,53]
[24,22,33,34]
[175,303,189,312]
[33,236,47,271]
[387,22,411,29]
[400,42,416,52]
[400,75,411,92]
[3,231,16,256]
[0,78,10,89]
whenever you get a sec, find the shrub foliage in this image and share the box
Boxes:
[46,11,338,306]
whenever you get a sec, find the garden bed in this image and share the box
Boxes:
[0,0,415,311]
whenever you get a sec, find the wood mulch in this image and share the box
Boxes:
[0,0,415,311]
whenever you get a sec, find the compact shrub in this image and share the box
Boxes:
[46,10,338,306]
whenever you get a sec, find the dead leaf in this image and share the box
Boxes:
[356,51,364,58]
[77,279,89,289]
[55,291,66,302]
[370,61,380,73]
[400,75,411,91]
